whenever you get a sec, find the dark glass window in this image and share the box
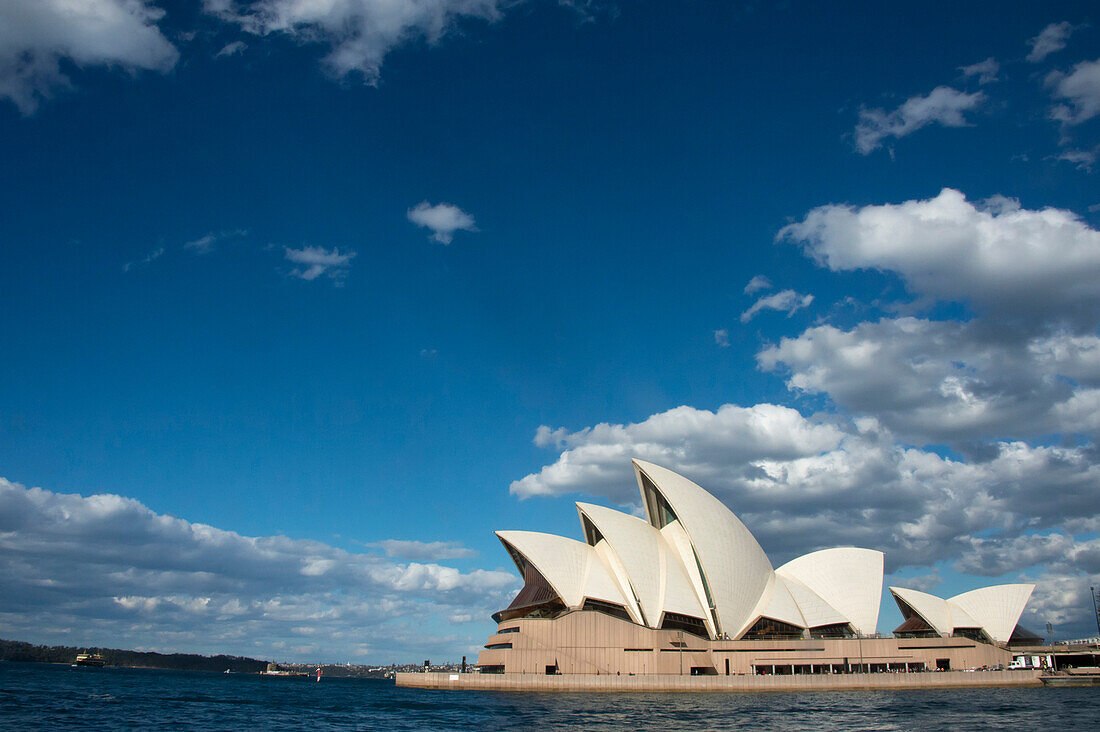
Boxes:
[659,612,710,638]
[741,616,804,640]
[809,623,854,639]
[581,598,632,622]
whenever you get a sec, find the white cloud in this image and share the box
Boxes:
[0,0,178,114]
[1054,146,1098,171]
[743,274,772,294]
[778,188,1100,327]
[367,539,477,560]
[855,87,985,154]
[1048,58,1100,125]
[511,403,846,502]
[959,57,999,85]
[0,477,515,661]
[740,289,814,323]
[122,247,164,272]
[714,329,730,348]
[183,229,247,254]
[758,319,1100,443]
[407,201,477,244]
[284,245,356,283]
[1027,21,1079,63]
[215,40,247,58]
[954,533,1091,576]
[204,0,504,84]
[1026,568,1100,628]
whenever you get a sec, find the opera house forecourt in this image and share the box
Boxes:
[399,460,1042,691]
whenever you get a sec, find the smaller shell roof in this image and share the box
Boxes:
[948,584,1035,645]
[575,503,665,626]
[779,574,849,628]
[777,547,884,635]
[891,583,1036,645]
[890,586,952,636]
[756,575,806,628]
[496,530,626,609]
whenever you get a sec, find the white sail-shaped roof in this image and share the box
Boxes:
[659,521,719,632]
[948,602,981,630]
[584,541,634,609]
[576,502,709,628]
[777,547,884,635]
[633,459,773,638]
[890,587,951,636]
[948,584,1034,645]
[496,530,627,610]
[780,574,849,628]
[576,503,663,626]
[755,575,806,628]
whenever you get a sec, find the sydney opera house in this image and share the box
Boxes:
[476,459,1034,677]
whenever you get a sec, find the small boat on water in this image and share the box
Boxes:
[73,652,107,668]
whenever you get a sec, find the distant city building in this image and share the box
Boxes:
[477,459,1035,676]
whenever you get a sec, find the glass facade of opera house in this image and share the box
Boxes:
[476,460,1036,676]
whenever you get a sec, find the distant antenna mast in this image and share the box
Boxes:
[1092,586,1100,635]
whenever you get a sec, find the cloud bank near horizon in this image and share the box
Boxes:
[0,477,516,662]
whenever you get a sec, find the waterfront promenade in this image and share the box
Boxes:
[397,669,1042,692]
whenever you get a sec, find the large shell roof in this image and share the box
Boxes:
[632,459,773,637]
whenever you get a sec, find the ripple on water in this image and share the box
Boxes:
[2,663,1098,730]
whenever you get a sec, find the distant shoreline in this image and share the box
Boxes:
[1,638,267,674]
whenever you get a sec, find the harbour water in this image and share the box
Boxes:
[2,662,1097,730]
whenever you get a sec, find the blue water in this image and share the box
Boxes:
[1,662,1097,730]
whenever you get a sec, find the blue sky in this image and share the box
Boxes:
[2,1,1100,662]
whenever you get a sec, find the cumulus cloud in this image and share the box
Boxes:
[0,477,515,660]
[367,539,477,560]
[778,188,1100,327]
[1026,568,1100,629]
[959,57,999,85]
[743,274,772,295]
[758,319,1100,443]
[1048,58,1100,126]
[740,289,814,323]
[714,329,730,348]
[1027,21,1079,63]
[954,533,1092,576]
[0,0,178,114]
[854,87,985,155]
[204,0,504,84]
[407,201,477,244]
[510,403,846,502]
[284,245,356,283]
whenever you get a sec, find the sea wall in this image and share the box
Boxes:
[397,669,1042,692]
